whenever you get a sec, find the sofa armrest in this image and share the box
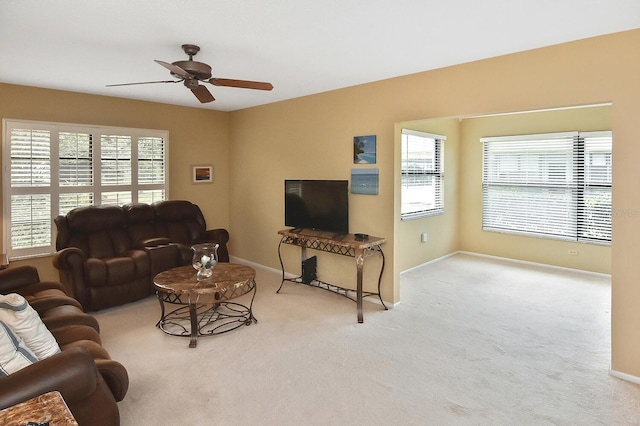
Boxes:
[0,347,99,410]
[95,359,129,401]
[136,237,172,248]
[196,228,230,262]
[0,265,41,294]
[52,247,87,272]
[52,247,88,308]
[202,228,230,244]
[145,243,181,280]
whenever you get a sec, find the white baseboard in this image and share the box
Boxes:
[229,255,283,275]
[609,369,640,385]
[457,251,611,278]
[401,250,610,278]
[400,252,459,275]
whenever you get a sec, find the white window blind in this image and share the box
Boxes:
[138,136,166,204]
[401,129,445,219]
[58,131,94,214]
[9,128,52,255]
[101,135,132,187]
[3,119,169,260]
[481,131,611,243]
[579,132,612,242]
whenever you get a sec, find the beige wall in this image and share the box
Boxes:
[228,29,640,376]
[1,29,640,377]
[0,83,230,281]
[228,90,396,299]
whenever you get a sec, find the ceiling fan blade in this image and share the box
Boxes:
[209,78,273,91]
[191,85,215,103]
[155,60,191,78]
[106,80,181,87]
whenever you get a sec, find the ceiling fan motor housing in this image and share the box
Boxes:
[171,60,212,81]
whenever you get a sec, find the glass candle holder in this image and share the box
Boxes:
[191,243,219,279]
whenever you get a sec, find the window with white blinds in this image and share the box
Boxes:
[481,131,612,244]
[3,119,168,259]
[401,129,445,219]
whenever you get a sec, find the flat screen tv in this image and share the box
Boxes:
[285,179,349,235]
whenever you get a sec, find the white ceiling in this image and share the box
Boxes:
[1,1,639,112]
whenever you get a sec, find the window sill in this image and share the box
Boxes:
[401,209,444,221]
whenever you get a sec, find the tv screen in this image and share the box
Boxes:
[285,180,349,235]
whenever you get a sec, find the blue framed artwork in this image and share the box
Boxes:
[353,135,376,164]
[351,168,379,195]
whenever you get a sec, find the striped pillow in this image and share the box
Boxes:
[0,320,38,376]
[0,293,60,359]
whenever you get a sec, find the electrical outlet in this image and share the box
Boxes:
[421,232,428,243]
[568,249,578,256]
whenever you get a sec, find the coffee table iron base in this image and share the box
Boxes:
[156,290,257,348]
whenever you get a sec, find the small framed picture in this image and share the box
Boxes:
[192,165,213,183]
[354,135,376,164]
[351,168,379,195]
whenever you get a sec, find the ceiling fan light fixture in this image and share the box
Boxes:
[183,78,199,89]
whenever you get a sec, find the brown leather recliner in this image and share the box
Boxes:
[0,265,128,426]
[53,205,151,311]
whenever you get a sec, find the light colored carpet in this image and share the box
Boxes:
[93,253,640,425]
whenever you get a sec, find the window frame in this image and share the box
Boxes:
[2,119,169,260]
[400,129,446,220]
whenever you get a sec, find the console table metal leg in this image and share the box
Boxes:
[355,248,365,323]
[277,240,286,293]
[377,247,388,310]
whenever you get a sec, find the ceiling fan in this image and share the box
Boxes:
[106,44,273,103]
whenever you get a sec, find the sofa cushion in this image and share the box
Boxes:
[85,250,150,288]
[123,203,158,244]
[153,200,206,244]
[0,320,38,376]
[66,205,126,233]
[38,305,101,333]
[50,324,102,346]
[0,293,61,359]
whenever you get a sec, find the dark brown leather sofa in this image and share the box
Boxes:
[53,200,229,311]
[0,265,128,426]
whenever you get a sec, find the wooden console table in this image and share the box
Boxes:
[277,229,387,323]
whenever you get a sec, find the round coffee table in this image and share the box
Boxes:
[153,263,257,348]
